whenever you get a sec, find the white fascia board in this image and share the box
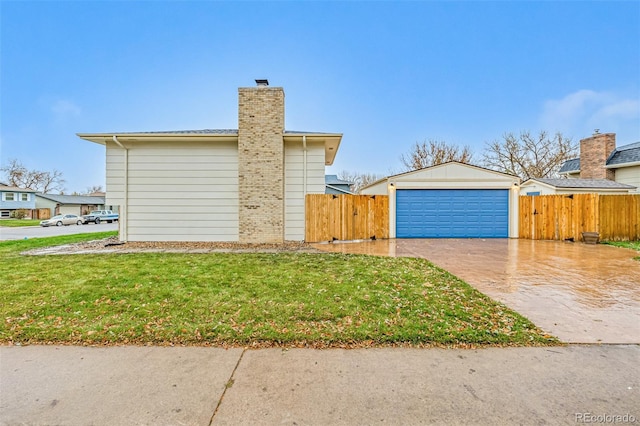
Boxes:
[77,133,239,145]
[605,161,640,169]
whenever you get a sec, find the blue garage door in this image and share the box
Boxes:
[396,189,509,238]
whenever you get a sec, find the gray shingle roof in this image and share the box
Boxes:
[325,184,354,194]
[559,141,640,172]
[558,158,580,173]
[532,178,636,189]
[0,184,37,192]
[607,141,640,166]
[325,174,353,185]
[37,194,105,204]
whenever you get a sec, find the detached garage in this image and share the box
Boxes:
[361,162,520,238]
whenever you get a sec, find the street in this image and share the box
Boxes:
[0,222,118,241]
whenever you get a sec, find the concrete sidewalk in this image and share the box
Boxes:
[1,345,639,425]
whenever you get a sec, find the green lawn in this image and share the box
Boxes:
[0,233,557,347]
[0,219,41,227]
[603,240,640,260]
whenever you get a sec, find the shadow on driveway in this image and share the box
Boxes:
[313,239,640,344]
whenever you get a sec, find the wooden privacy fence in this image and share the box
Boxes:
[32,208,50,220]
[305,194,389,242]
[519,194,640,241]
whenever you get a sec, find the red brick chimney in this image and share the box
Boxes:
[579,131,616,180]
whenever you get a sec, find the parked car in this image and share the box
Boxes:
[40,214,83,227]
[82,210,119,224]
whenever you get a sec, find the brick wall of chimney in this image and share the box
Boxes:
[579,133,616,180]
[237,86,285,243]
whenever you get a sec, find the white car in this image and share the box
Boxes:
[40,214,83,227]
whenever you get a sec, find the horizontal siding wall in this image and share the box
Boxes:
[284,140,325,241]
[615,167,640,193]
[105,142,126,206]
[123,140,239,242]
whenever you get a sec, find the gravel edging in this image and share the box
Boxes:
[22,237,324,256]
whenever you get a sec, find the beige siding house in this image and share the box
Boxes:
[35,193,108,217]
[78,81,342,243]
[540,132,640,194]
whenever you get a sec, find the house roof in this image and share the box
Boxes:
[361,161,519,191]
[325,175,353,185]
[77,129,343,166]
[360,161,520,191]
[558,158,580,174]
[524,178,636,190]
[325,184,354,194]
[559,141,640,173]
[389,161,519,180]
[606,141,640,167]
[0,184,37,193]
[36,193,105,205]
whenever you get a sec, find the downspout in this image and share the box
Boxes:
[302,135,307,194]
[302,135,307,242]
[112,136,128,242]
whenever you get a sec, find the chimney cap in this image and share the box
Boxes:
[255,79,269,86]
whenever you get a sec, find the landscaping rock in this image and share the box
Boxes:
[23,237,324,256]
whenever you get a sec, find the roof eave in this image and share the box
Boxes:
[283,133,343,166]
[79,132,343,165]
[76,132,240,145]
[521,179,557,190]
[605,160,640,169]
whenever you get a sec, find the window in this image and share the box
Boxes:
[4,193,15,201]
[1,211,10,218]
[526,191,541,196]
[20,193,30,201]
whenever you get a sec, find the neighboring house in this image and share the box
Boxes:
[325,175,354,194]
[0,184,37,218]
[520,178,636,196]
[551,132,640,193]
[35,193,110,217]
[77,80,343,243]
[361,162,520,239]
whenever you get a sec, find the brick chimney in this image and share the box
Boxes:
[579,131,616,180]
[237,80,285,243]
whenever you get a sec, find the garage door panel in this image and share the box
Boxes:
[396,189,508,238]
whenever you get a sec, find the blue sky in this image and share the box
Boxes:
[1,1,639,193]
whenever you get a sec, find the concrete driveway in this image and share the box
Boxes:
[313,239,640,344]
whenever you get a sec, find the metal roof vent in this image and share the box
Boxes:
[255,79,269,86]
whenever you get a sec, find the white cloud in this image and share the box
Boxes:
[540,90,640,140]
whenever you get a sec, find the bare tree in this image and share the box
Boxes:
[337,171,385,194]
[85,185,104,195]
[400,140,474,171]
[482,131,577,180]
[1,159,66,193]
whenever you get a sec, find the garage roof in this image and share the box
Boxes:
[361,161,520,192]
